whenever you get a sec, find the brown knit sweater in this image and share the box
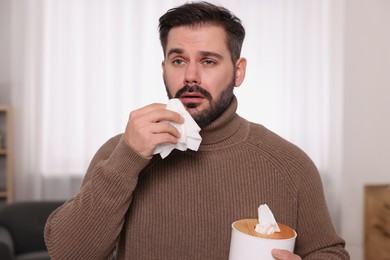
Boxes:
[44,96,349,260]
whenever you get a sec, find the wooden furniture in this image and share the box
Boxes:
[364,185,390,259]
[0,105,13,203]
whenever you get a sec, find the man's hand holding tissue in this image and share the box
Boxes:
[124,103,184,158]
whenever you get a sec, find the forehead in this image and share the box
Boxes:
[166,24,229,54]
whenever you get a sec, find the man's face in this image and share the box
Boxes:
[162,24,246,127]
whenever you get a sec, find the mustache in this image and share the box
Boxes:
[174,85,212,101]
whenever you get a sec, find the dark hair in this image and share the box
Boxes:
[158,1,245,63]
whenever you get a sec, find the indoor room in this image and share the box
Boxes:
[0,0,389,259]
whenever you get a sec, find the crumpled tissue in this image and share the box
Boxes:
[255,204,281,235]
[153,98,202,159]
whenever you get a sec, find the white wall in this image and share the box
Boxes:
[342,0,390,259]
[0,0,11,103]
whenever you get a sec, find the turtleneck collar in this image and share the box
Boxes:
[199,95,249,148]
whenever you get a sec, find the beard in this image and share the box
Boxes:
[164,75,235,128]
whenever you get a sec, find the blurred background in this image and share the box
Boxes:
[0,0,389,259]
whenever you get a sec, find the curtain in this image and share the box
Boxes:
[10,0,343,229]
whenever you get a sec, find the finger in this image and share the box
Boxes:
[149,121,182,138]
[131,103,166,118]
[146,108,184,124]
[131,115,182,139]
[271,249,301,260]
[130,104,184,125]
[151,132,181,146]
[126,124,181,157]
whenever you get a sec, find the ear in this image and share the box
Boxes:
[161,60,165,77]
[234,58,247,87]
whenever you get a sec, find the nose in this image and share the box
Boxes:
[184,62,200,85]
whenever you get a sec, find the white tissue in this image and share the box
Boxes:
[153,98,202,159]
[255,204,281,235]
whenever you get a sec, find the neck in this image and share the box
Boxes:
[199,96,248,147]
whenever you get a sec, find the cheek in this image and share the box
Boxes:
[165,67,180,82]
[205,72,232,92]
[164,70,182,93]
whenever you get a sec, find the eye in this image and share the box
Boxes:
[172,59,186,65]
[202,59,216,65]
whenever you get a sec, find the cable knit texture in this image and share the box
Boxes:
[44,96,349,259]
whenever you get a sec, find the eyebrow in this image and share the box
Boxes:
[199,51,224,61]
[166,48,224,61]
[167,48,184,58]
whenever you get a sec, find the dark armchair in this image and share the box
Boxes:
[0,201,64,260]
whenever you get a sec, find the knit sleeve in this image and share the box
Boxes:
[44,134,151,260]
[292,155,350,259]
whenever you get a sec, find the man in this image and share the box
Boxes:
[45,2,349,259]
